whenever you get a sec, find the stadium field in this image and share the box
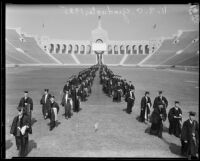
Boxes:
[5,66,199,158]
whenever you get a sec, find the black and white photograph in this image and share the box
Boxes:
[4,4,199,158]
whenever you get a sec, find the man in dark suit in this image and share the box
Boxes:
[10,106,32,157]
[181,111,199,159]
[40,89,51,119]
[140,91,152,123]
[168,101,182,138]
[49,96,60,131]
[18,91,33,125]
[150,103,167,138]
[125,88,135,114]
[153,91,168,109]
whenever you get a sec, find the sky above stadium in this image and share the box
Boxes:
[6,4,199,40]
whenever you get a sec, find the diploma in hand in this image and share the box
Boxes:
[18,126,27,135]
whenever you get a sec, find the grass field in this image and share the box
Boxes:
[5,66,199,158]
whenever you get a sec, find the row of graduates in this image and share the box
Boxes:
[99,65,135,109]
[139,91,199,159]
[61,65,99,119]
[10,90,60,157]
[10,65,99,157]
[99,65,137,115]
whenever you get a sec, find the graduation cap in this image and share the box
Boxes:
[24,91,28,93]
[17,106,23,111]
[175,101,180,104]
[145,91,150,95]
[44,89,49,92]
[158,90,163,94]
[189,111,196,116]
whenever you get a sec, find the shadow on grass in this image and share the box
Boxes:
[169,143,182,156]
[162,136,182,157]
[136,115,142,122]
[26,140,37,156]
[31,118,37,126]
[6,140,13,150]
[55,121,61,127]
[145,126,151,134]
[163,126,169,133]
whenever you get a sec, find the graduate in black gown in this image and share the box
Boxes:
[18,91,33,126]
[49,96,59,131]
[125,88,135,114]
[168,101,182,138]
[150,103,167,138]
[10,106,32,157]
[181,111,199,159]
[140,91,152,123]
[40,89,51,119]
[153,91,168,109]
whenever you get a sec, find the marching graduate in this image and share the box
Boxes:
[181,111,199,159]
[63,81,71,93]
[18,91,33,125]
[49,96,60,131]
[153,91,168,109]
[40,89,51,119]
[125,88,135,114]
[71,86,81,112]
[140,91,152,123]
[10,106,32,157]
[61,90,73,119]
[150,103,167,138]
[168,101,182,138]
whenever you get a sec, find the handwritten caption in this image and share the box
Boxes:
[59,6,167,23]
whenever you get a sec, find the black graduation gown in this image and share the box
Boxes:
[126,91,135,114]
[140,96,152,122]
[40,94,51,118]
[18,97,33,123]
[153,96,168,109]
[181,119,199,157]
[150,107,167,138]
[168,107,182,137]
[10,115,32,157]
[71,89,80,112]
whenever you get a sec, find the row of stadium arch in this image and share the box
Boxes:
[45,43,152,55]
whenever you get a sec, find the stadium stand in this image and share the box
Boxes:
[6,41,38,64]
[142,30,199,65]
[75,54,97,64]
[6,29,57,64]
[6,54,25,64]
[51,53,77,64]
[102,55,124,64]
[123,55,148,65]
[162,40,199,66]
